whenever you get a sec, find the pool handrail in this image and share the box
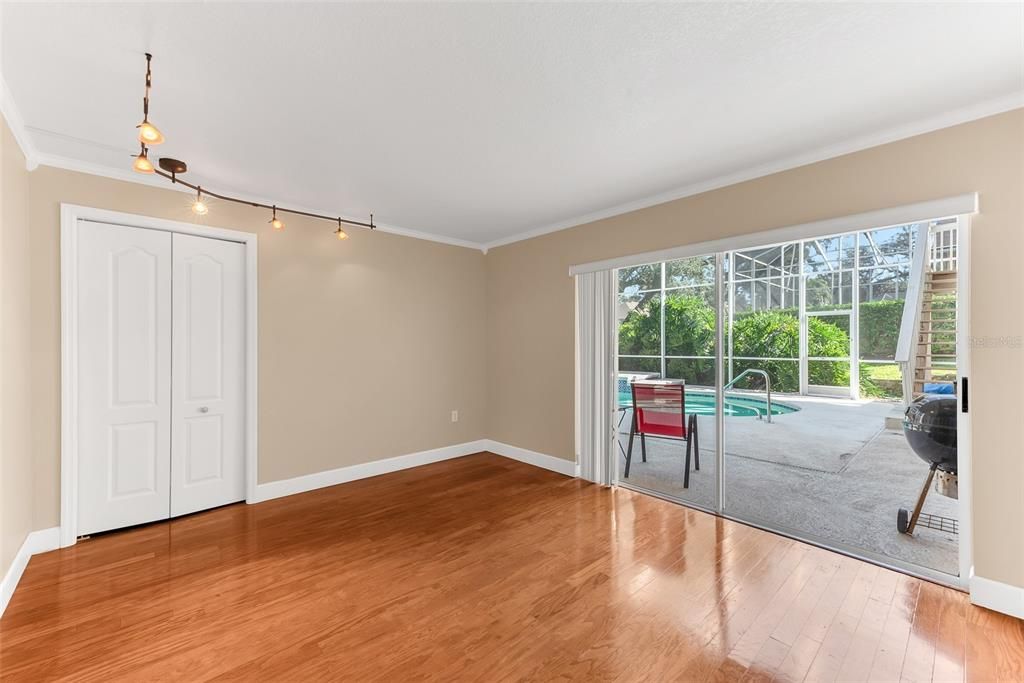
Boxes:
[723,369,773,423]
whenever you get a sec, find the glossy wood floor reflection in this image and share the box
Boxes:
[2,454,1022,682]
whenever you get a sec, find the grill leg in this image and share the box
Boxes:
[905,464,937,535]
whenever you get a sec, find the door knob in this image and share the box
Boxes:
[198,406,209,413]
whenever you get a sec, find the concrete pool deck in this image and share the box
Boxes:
[616,393,959,576]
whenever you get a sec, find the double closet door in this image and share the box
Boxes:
[76,220,246,536]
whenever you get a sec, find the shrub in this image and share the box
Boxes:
[858,299,904,360]
[618,293,715,357]
[729,311,851,391]
[620,297,891,395]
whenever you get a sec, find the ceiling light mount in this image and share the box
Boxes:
[131,53,376,237]
[158,157,188,175]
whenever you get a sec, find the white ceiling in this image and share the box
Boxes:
[2,3,1022,248]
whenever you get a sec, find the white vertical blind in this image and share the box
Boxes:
[576,270,615,485]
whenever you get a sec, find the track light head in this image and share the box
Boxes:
[192,188,208,216]
[137,119,164,145]
[132,144,154,174]
[335,219,348,241]
[137,52,164,144]
[270,206,284,230]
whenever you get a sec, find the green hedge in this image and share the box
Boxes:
[618,293,920,395]
[618,294,715,357]
[732,310,850,391]
[858,300,903,360]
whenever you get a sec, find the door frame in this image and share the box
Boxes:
[60,203,259,548]
[803,309,855,399]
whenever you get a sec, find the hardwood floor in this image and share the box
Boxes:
[1,453,1021,681]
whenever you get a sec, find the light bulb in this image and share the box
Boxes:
[132,151,154,174]
[269,207,284,230]
[335,227,348,241]
[137,120,164,145]
[191,188,209,215]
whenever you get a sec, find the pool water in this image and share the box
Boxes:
[617,390,798,417]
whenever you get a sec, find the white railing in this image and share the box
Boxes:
[896,222,932,404]
[929,224,958,272]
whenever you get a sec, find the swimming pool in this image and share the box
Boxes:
[617,390,798,417]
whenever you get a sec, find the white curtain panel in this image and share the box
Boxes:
[576,270,615,486]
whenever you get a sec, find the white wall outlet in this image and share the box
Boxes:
[451,410,459,423]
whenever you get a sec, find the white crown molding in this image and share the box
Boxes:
[0,75,40,170]
[482,91,1024,252]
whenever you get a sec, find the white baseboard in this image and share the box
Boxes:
[0,527,61,618]
[483,439,578,478]
[970,573,1024,620]
[250,438,578,504]
[251,439,491,503]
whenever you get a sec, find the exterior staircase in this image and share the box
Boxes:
[911,269,957,399]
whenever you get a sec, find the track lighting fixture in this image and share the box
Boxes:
[269,206,285,231]
[129,53,375,240]
[137,53,164,145]
[191,187,209,216]
[132,143,154,174]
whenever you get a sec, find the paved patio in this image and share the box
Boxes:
[616,394,958,576]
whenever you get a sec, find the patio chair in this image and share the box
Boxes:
[625,380,700,488]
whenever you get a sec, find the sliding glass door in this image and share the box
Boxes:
[615,254,719,511]
[613,216,964,584]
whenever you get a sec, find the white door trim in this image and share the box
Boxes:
[955,214,973,587]
[569,193,978,276]
[60,203,259,548]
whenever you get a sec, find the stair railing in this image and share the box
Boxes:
[896,222,932,406]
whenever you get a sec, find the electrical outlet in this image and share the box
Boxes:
[451,410,459,423]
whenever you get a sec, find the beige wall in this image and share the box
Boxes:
[7,108,1022,593]
[1,117,34,575]
[28,166,488,529]
[487,109,1024,589]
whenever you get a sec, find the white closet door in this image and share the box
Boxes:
[170,233,246,516]
[78,221,172,535]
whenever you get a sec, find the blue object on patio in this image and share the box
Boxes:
[923,382,954,394]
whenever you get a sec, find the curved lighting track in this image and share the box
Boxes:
[132,53,375,235]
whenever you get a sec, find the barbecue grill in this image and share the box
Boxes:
[897,395,958,536]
